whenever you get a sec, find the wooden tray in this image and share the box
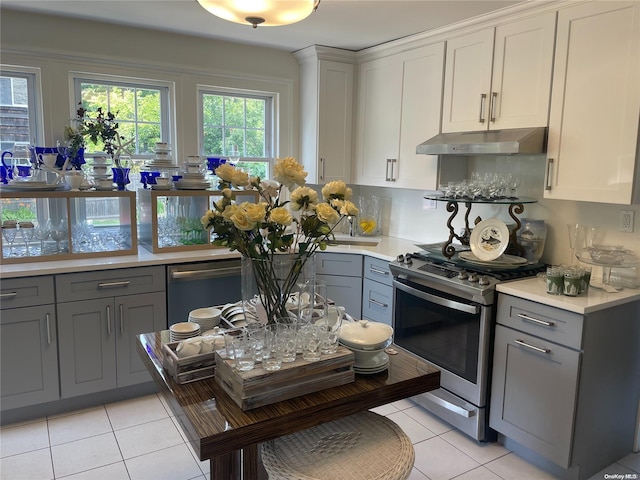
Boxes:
[214,346,355,410]
[162,341,216,384]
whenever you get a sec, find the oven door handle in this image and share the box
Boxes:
[393,280,479,315]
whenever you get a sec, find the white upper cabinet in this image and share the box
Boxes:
[295,46,355,184]
[544,1,640,204]
[442,12,556,133]
[354,43,445,189]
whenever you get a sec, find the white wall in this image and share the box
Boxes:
[0,9,300,162]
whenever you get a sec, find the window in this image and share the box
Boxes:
[199,88,273,179]
[0,66,42,151]
[73,74,172,157]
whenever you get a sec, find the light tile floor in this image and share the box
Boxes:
[1,393,638,480]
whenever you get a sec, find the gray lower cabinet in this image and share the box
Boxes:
[361,256,393,326]
[1,276,59,410]
[316,252,363,318]
[56,267,166,398]
[490,293,640,479]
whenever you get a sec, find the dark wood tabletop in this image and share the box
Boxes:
[137,331,440,479]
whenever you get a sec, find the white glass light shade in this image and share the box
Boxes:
[196,0,320,28]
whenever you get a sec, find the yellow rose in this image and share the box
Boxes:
[321,180,351,200]
[215,163,236,183]
[270,206,293,226]
[231,169,250,187]
[315,202,340,224]
[222,204,240,220]
[230,210,256,231]
[290,186,318,211]
[243,202,267,223]
[341,200,359,216]
[273,157,307,191]
[200,210,216,229]
[222,188,233,199]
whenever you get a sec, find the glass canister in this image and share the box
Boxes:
[357,196,381,236]
[518,218,547,264]
[546,266,564,295]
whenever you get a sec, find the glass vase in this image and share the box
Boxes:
[241,253,316,325]
[357,196,381,236]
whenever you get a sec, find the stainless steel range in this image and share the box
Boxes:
[389,248,544,442]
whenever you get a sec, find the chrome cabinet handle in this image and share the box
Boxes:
[106,305,112,336]
[545,158,554,191]
[119,304,124,334]
[490,92,497,122]
[369,266,389,276]
[385,159,392,181]
[390,159,397,182]
[319,157,325,181]
[0,292,18,299]
[479,93,487,123]
[170,266,241,280]
[517,313,555,327]
[98,281,131,289]
[514,339,550,354]
[368,297,388,308]
[45,313,51,345]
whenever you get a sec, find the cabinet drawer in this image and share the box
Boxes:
[56,266,166,303]
[362,278,393,326]
[496,294,583,350]
[363,256,392,287]
[0,276,54,309]
[316,253,363,277]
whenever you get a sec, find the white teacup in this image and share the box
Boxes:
[38,153,58,168]
[92,155,109,165]
[97,179,113,189]
[65,171,84,191]
[155,177,171,186]
[156,142,170,150]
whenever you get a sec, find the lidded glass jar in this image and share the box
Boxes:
[518,218,547,264]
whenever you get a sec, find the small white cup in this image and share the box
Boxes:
[97,179,113,189]
[38,153,58,168]
[155,142,170,150]
[155,177,171,186]
[92,155,109,165]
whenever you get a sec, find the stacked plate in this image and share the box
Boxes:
[169,322,201,342]
[352,350,389,375]
[188,307,222,331]
[146,143,177,170]
[175,170,210,190]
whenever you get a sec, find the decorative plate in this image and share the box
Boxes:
[469,218,510,261]
[458,251,527,266]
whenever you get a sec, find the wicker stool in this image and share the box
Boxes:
[261,411,414,480]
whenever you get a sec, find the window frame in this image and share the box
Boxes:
[197,85,276,175]
[0,64,44,148]
[71,72,175,158]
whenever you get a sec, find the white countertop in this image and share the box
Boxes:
[0,236,419,279]
[497,277,640,314]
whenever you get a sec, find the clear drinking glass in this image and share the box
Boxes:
[300,324,322,362]
[2,226,18,257]
[567,223,586,265]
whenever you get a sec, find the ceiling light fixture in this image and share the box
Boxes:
[196,0,321,29]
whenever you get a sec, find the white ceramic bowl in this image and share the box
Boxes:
[188,307,221,327]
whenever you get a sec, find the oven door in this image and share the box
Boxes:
[392,278,493,408]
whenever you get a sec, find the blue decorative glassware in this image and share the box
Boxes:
[112,167,131,191]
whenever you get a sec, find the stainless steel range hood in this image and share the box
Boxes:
[416,127,547,156]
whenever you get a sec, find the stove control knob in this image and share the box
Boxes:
[396,254,405,263]
[458,271,468,280]
[478,275,491,286]
[404,253,413,264]
[468,273,479,283]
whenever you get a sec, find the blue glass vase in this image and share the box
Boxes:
[112,167,131,191]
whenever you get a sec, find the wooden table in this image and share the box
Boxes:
[137,331,440,479]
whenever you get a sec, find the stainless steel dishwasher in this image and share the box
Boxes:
[167,258,242,326]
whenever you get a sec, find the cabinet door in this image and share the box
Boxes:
[317,274,362,319]
[395,43,444,190]
[116,292,166,387]
[490,325,580,468]
[354,56,403,186]
[317,60,354,183]
[442,29,495,133]
[361,278,393,326]
[545,1,640,204]
[57,298,117,398]
[490,12,556,129]
[1,306,59,410]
